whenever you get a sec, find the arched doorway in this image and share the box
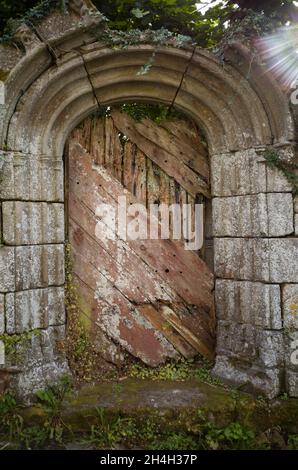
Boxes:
[0,7,296,399]
[66,105,215,370]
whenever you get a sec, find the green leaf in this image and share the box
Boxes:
[131,8,150,19]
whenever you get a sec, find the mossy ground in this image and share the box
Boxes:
[1,376,298,450]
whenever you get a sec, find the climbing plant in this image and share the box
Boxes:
[0,1,296,47]
[264,148,298,195]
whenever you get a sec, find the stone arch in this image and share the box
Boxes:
[0,7,297,399]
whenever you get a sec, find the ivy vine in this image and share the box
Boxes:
[0,330,41,360]
[264,148,298,194]
[0,0,66,44]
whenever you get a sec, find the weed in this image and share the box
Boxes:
[288,434,298,450]
[150,432,198,450]
[0,392,23,441]
[203,421,255,450]
[20,425,49,450]
[128,358,222,386]
[35,375,73,443]
[264,148,298,194]
[0,330,41,361]
[89,407,138,449]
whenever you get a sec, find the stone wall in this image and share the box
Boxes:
[0,4,297,399]
[212,147,298,398]
[0,151,68,398]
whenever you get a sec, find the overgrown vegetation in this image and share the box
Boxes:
[0,1,296,48]
[0,0,65,44]
[72,409,298,450]
[119,103,185,123]
[264,148,298,195]
[64,243,120,384]
[34,375,74,443]
[0,375,73,449]
[1,382,298,450]
[127,357,223,386]
[0,329,41,361]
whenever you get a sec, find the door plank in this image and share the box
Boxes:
[111,110,210,198]
[68,112,215,364]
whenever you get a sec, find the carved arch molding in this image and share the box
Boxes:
[0,4,297,399]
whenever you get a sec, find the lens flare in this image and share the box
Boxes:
[257,25,298,90]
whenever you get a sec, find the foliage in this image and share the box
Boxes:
[19,425,49,450]
[288,434,298,450]
[0,1,65,43]
[93,1,296,47]
[35,375,73,443]
[119,102,184,123]
[0,392,23,441]
[0,1,296,48]
[0,390,296,450]
[95,26,194,48]
[89,407,139,448]
[128,357,223,386]
[65,243,119,383]
[150,432,198,450]
[0,330,41,360]
[0,377,73,449]
[202,421,255,450]
[264,148,298,195]
[86,406,257,450]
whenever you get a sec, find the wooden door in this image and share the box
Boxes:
[67,110,215,366]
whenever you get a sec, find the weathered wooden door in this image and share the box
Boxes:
[67,110,215,366]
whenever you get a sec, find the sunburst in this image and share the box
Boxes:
[257,25,298,90]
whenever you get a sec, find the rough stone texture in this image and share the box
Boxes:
[2,202,65,245]
[282,285,298,329]
[15,245,65,291]
[212,193,293,237]
[214,238,270,281]
[214,238,298,282]
[8,325,69,403]
[0,152,64,202]
[267,193,294,236]
[0,5,296,398]
[269,239,298,283]
[0,247,15,292]
[286,371,298,398]
[212,355,282,399]
[295,214,298,237]
[284,332,298,397]
[275,145,297,165]
[216,320,284,369]
[5,287,65,334]
[216,280,282,329]
[211,149,266,197]
[284,332,298,369]
[0,82,4,105]
[213,194,267,237]
[211,149,293,197]
[294,196,298,213]
[0,294,4,333]
[266,165,293,193]
[20,379,298,435]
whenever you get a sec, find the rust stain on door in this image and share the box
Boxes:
[67,112,215,366]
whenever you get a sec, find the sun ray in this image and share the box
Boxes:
[257,25,298,89]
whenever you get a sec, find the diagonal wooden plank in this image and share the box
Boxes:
[69,142,214,312]
[71,242,178,366]
[112,111,209,180]
[111,110,210,198]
